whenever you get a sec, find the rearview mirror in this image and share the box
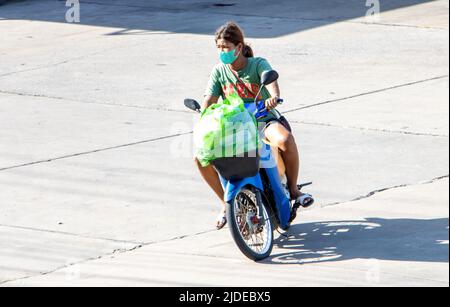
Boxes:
[184,99,201,113]
[260,70,279,86]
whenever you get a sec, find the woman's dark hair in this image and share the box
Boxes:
[215,21,254,58]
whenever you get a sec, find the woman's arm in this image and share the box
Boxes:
[266,80,280,98]
[265,80,281,110]
[202,95,219,110]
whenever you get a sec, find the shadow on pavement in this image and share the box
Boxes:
[266,217,449,264]
[0,0,437,38]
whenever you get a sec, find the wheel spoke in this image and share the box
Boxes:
[233,190,272,255]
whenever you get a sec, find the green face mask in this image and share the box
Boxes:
[220,48,240,65]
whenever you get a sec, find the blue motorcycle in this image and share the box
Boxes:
[184,70,312,261]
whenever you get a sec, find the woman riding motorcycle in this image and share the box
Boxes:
[196,22,314,229]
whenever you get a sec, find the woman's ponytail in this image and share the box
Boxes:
[243,43,254,58]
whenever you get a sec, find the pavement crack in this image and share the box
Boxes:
[3,76,447,118]
[0,52,102,79]
[0,224,143,245]
[141,229,217,248]
[284,75,449,114]
[344,20,448,30]
[0,174,447,285]
[0,89,193,114]
[290,120,449,138]
[0,245,141,286]
[0,131,193,172]
[322,175,449,208]
[280,259,450,285]
[0,39,153,79]
[0,228,216,285]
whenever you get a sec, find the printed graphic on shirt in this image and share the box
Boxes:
[205,57,273,103]
[222,82,263,100]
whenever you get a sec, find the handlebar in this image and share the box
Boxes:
[247,98,284,119]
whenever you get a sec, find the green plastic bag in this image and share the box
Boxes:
[194,93,260,167]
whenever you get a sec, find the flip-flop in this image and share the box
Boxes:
[290,193,315,222]
[216,212,227,230]
[296,193,314,208]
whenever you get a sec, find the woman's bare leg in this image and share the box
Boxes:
[264,123,302,199]
[195,158,224,201]
[195,159,227,226]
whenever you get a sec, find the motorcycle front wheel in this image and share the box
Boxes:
[227,187,274,261]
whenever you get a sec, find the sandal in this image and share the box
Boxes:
[290,193,314,222]
[296,193,314,208]
[216,212,227,230]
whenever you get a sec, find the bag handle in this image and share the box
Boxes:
[227,65,258,98]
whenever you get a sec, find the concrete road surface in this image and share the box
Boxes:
[0,0,448,287]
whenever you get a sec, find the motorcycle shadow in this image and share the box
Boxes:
[263,217,449,265]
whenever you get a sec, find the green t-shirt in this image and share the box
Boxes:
[205,57,273,104]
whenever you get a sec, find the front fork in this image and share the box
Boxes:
[254,189,266,228]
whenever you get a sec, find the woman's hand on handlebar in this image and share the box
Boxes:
[265,96,282,110]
